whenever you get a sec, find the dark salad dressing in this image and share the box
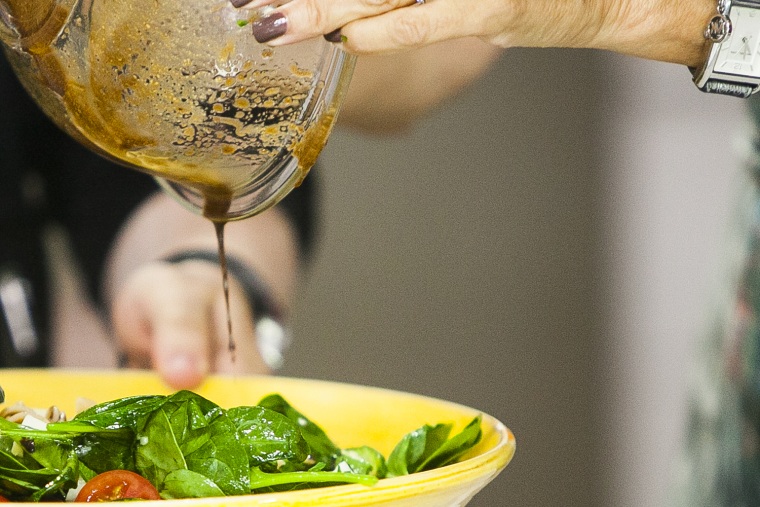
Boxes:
[203,195,236,360]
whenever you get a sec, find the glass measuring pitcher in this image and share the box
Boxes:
[0,0,355,221]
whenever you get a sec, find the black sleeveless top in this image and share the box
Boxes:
[0,52,316,367]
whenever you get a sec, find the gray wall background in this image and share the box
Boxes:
[284,48,603,507]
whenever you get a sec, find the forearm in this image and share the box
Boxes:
[505,0,714,68]
[589,0,714,68]
[231,0,715,67]
[339,38,503,133]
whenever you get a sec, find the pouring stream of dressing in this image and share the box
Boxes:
[215,222,236,360]
[203,195,236,362]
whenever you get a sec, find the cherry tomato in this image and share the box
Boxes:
[75,470,160,502]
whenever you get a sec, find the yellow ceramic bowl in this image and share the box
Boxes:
[0,369,515,506]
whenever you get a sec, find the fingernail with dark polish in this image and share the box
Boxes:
[230,0,253,7]
[324,28,344,43]
[252,12,288,43]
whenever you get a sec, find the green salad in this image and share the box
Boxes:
[0,389,482,502]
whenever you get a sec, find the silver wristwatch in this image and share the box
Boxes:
[693,0,760,97]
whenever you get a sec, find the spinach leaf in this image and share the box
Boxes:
[0,422,57,500]
[60,394,166,475]
[135,391,249,497]
[414,415,482,472]
[386,423,452,477]
[0,467,61,500]
[227,405,309,467]
[47,422,136,473]
[161,469,225,499]
[0,428,79,501]
[28,447,79,502]
[0,446,38,476]
[19,434,73,473]
[73,395,165,430]
[386,416,483,477]
[135,407,187,488]
[334,446,387,477]
[257,394,340,468]
[249,466,378,493]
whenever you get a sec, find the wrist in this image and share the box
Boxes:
[585,0,715,67]
[162,250,290,370]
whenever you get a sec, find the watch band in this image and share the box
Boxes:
[703,78,756,97]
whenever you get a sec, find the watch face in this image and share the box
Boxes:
[715,5,760,78]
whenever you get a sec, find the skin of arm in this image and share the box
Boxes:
[338,37,503,133]
[576,0,715,68]
[103,192,300,389]
[232,0,715,68]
